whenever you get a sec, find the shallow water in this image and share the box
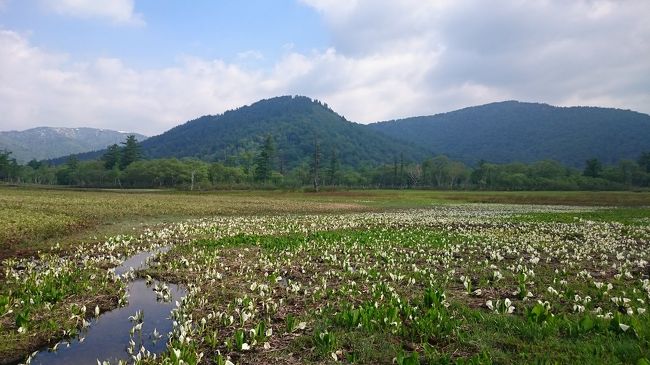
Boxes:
[114,246,170,277]
[28,247,185,364]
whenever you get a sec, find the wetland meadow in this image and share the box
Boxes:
[1,187,649,364]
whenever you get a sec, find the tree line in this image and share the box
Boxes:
[2,136,650,191]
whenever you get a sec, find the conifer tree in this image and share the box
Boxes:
[254,135,275,182]
[119,135,141,170]
[102,144,121,170]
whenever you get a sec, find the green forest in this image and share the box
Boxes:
[5,97,650,191]
[56,96,650,170]
[370,100,650,167]
[2,135,650,191]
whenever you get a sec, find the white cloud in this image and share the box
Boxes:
[0,29,444,134]
[1,1,649,135]
[298,0,650,116]
[0,30,258,134]
[237,50,265,61]
[41,0,144,25]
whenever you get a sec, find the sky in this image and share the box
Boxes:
[0,0,648,136]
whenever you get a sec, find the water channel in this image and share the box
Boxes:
[27,247,185,364]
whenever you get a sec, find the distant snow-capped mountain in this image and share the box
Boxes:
[0,127,147,163]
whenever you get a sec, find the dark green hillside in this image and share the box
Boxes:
[369,101,650,167]
[140,95,425,167]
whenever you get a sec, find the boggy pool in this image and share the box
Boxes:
[28,247,185,364]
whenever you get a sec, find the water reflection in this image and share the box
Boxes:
[30,280,184,364]
[114,247,170,277]
[28,247,184,364]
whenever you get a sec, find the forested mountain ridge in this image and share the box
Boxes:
[368,101,650,167]
[11,97,650,190]
[46,98,650,170]
[0,127,146,163]
[138,95,427,168]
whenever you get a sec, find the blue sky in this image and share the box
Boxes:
[1,1,327,69]
[1,0,649,135]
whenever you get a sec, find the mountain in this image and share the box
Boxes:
[368,101,650,167]
[137,95,427,168]
[0,127,147,163]
[49,98,650,169]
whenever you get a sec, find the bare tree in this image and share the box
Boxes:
[310,139,321,191]
[407,164,422,188]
